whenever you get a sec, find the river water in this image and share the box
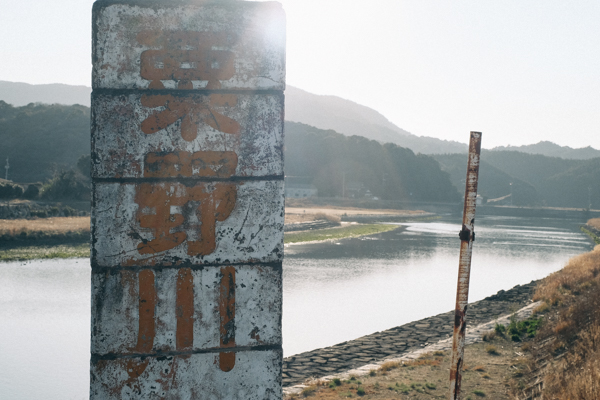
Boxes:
[0,215,593,399]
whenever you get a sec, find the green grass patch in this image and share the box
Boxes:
[581,226,600,244]
[0,243,90,262]
[284,224,399,244]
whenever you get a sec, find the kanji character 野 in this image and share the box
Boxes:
[135,182,237,256]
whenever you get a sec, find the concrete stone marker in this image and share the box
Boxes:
[90,1,285,398]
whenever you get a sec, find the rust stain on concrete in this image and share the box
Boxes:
[219,266,236,372]
[134,269,157,353]
[176,268,194,350]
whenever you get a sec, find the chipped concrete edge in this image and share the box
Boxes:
[282,300,542,397]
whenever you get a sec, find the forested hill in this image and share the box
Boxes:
[1,99,598,209]
[434,151,600,209]
[0,101,90,182]
[285,122,460,203]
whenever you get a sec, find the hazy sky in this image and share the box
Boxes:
[1,0,599,149]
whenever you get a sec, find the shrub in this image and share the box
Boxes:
[23,183,41,199]
[495,323,506,336]
[486,345,500,355]
[314,212,341,223]
[301,385,317,397]
[40,169,90,201]
[379,361,400,372]
[0,181,24,199]
[356,387,365,396]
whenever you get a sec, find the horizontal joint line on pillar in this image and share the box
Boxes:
[90,261,283,273]
[92,175,284,184]
[91,88,285,97]
[91,344,282,362]
[93,0,267,12]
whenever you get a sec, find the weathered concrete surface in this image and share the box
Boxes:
[91,265,282,355]
[92,180,284,267]
[91,0,285,396]
[91,349,282,399]
[91,93,284,179]
[92,1,285,90]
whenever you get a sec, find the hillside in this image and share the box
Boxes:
[482,151,582,188]
[0,101,90,182]
[285,122,460,203]
[435,151,600,209]
[433,154,539,206]
[285,86,468,154]
[541,158,600,208]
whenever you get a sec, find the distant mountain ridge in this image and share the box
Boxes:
[0,80,467,154]
[491,141,600,160]
[1,80,597,158]
[0,81,90,108]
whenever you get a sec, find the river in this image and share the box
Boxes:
[0,215,593,399]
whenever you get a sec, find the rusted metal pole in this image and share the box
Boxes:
[449,131,482,400]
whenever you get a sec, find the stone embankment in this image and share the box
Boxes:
[282,280,537,387]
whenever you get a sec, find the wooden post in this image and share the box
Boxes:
[449,132,482,400]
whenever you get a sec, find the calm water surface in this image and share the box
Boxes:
[0,216,593,399]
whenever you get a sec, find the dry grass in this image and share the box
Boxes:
[378,361,400,373]
[284,341,521,400]
[533,244,600,306]
[515,245,600,399]
[0,217,90,235]
[588,218,600,230]
[314,212,341,223]
[542,324,600,398]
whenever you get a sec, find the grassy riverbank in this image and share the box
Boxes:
[582,217,600,244]
[0,216,90,261]
[284,224,401,244]
[0,243,90,262]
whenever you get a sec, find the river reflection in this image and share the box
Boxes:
[283,215,592,356]
[0,216,593,399]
